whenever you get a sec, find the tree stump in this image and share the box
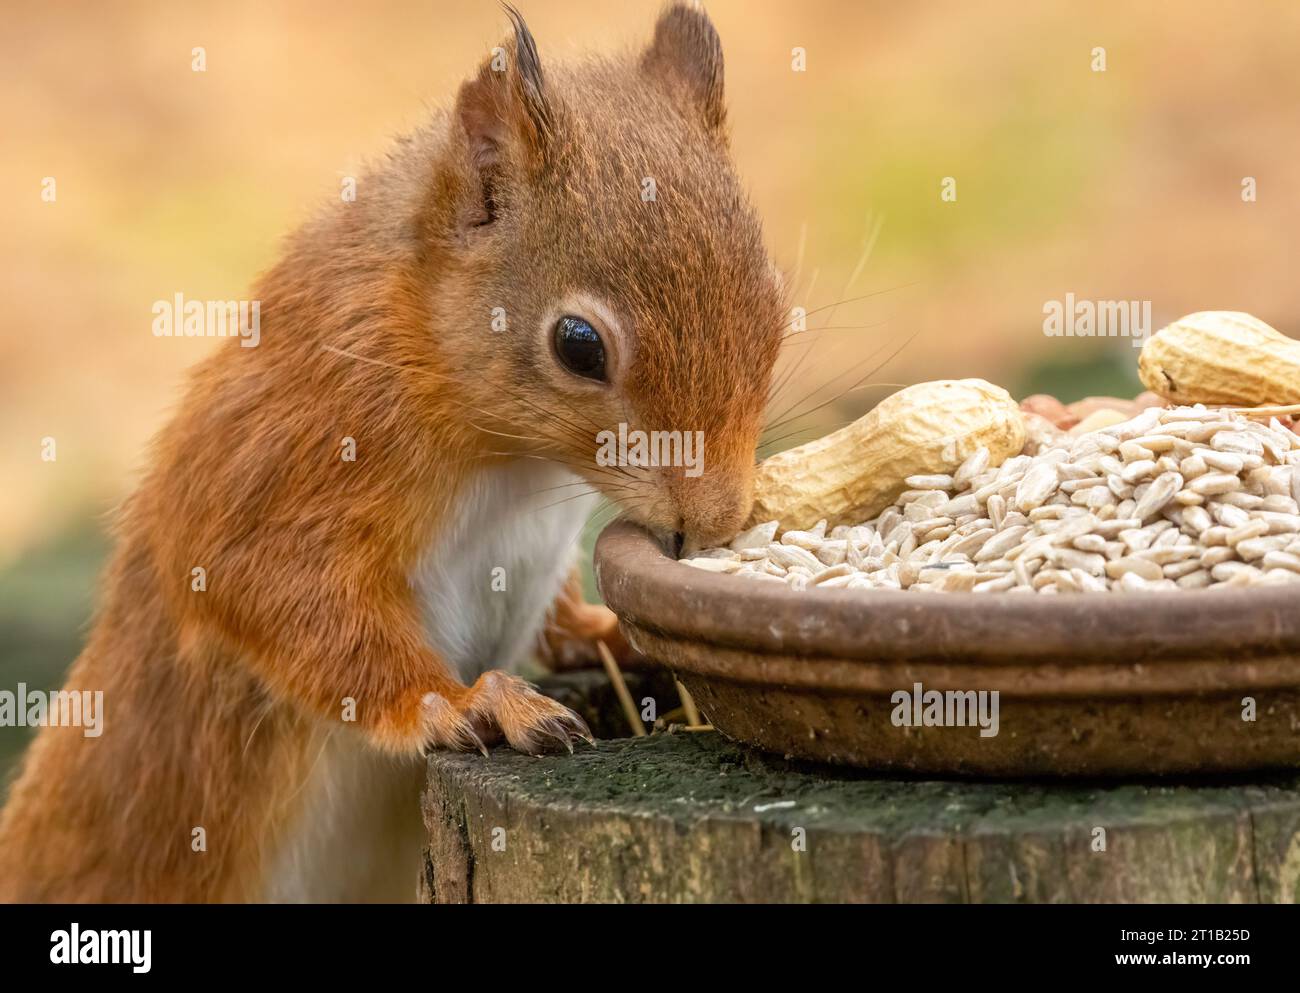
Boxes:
[421,728,1300,903]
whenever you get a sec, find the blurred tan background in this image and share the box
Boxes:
[2,0,1299,777]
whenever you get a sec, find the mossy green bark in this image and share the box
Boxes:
[421,731,1300,903]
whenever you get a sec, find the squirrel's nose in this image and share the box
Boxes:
[669,473,754,551]
[679,500,751,554]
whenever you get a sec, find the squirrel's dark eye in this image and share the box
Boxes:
[553,316,607,382]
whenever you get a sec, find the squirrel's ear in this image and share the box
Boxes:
[641,3,726,134]
[454,4,553,216]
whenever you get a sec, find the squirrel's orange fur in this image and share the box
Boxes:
[0,4,785,902]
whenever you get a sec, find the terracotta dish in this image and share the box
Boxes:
[595,521,1300,776]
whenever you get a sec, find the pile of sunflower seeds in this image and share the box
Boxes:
[682,404,1300,594]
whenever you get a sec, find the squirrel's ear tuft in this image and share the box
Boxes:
[641,2,725,134]
[454,4,553,193]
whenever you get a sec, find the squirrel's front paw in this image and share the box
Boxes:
[419,693,491,757]
[421,673,593,756]
[540,601,634,672]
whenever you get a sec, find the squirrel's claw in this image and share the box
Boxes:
[533,712,595,755]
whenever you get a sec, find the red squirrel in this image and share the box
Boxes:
[0,3,786,902]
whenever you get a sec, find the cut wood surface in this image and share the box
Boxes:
[421,729,1300,903]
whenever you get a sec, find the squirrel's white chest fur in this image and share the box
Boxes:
[264,460,595,902]
[410,460,596,681]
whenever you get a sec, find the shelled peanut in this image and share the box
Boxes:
[746,379,1026,534]
[1139,311,1300,407]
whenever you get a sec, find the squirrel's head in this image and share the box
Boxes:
[431,3,786,549]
